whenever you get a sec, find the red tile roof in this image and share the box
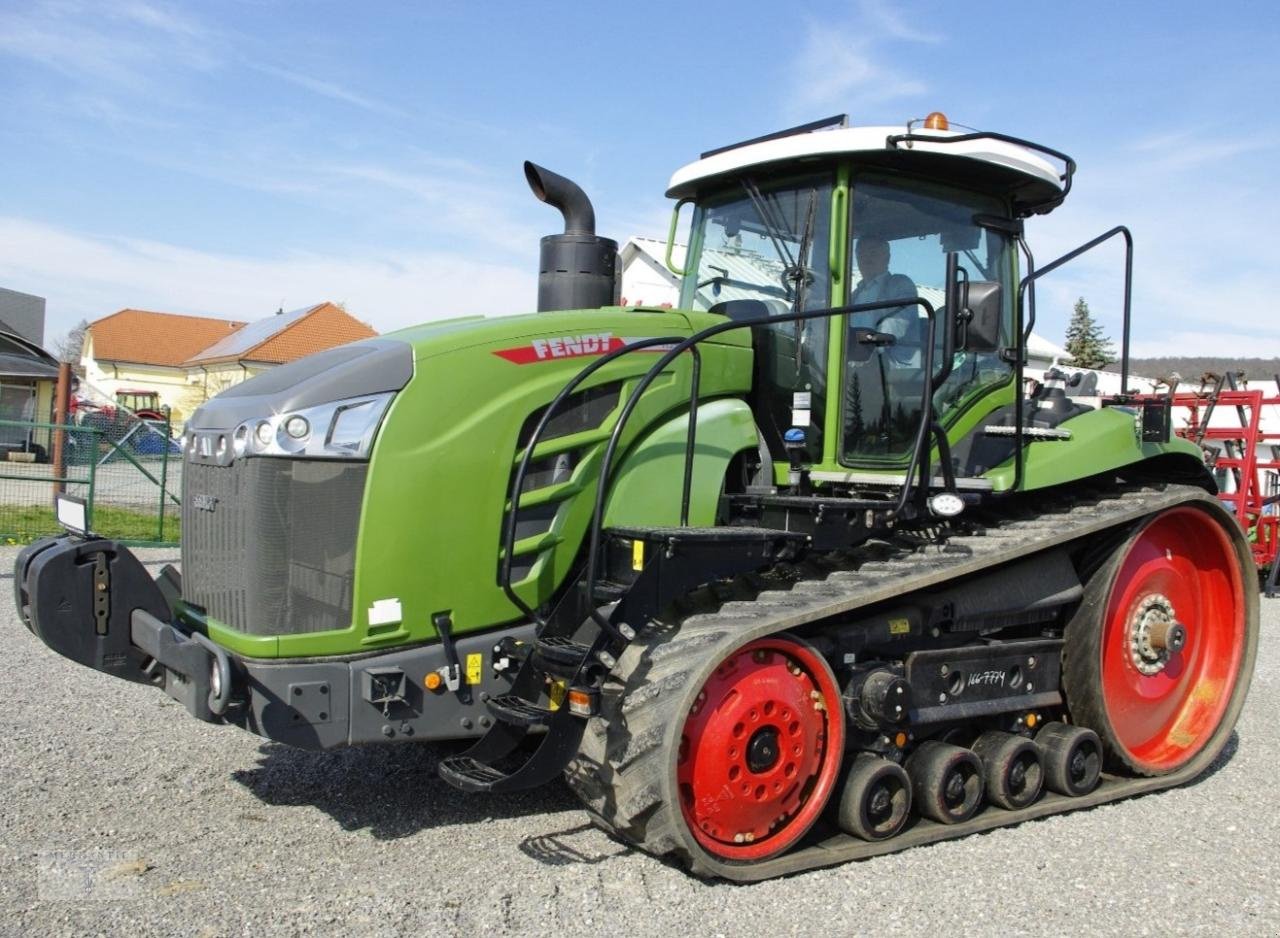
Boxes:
[88,309,246,367]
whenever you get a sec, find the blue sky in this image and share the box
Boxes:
[2,0,1278,358]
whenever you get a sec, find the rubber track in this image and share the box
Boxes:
[566,483,1254,881]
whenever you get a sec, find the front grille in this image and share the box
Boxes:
[182,458,368,636]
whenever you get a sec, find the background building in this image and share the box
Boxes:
[81,302,377,426]
[0,286,47,346]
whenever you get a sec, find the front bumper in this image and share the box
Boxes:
[14,535,531,750]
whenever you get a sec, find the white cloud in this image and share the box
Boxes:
[859,0,942,44]
[785,1,934,117]
[0,1,217,90]
[1126,130,1277,174]
[1022,125,1280,359]
[0,217,536,340]
[250,64,405,118]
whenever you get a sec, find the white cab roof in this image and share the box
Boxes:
[666,124,1065,201]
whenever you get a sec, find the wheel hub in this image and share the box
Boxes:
[944,771,967,806]
[1129,594,1186,675]
[867,785,892,819]
[746,727,781,774]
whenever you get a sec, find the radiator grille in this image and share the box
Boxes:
[182,458,368,635]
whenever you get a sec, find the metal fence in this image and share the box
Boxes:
[0,410,181,545]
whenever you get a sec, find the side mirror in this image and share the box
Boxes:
[958,281,1002,353]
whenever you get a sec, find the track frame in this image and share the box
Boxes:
[567,483,1260,881]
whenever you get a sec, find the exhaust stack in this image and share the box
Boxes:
[524,161,618,312]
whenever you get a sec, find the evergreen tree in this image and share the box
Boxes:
[1063,297,1116,368]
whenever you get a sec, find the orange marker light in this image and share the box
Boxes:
[567,688,598,717]
[1025,712,1039,729]
[924,111,950,131]
[894,731,909,748]
[424,671,443,692]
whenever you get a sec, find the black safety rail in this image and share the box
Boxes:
[885,131,1077,213]
[504,298,965,639]
[498,335,695,629]
[1010,226,1133,494]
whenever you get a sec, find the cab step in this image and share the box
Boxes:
[533,635,594,670]
[485,693,553,727]
[437,756,511,793]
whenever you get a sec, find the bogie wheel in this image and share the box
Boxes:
[904,741,983,824]
[567,623,845,871]
[835,754,912,841]
[1062,503,1259,776]
[971,731,1044,810]
[1036,722,1102,796]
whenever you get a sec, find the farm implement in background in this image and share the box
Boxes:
[1134,372,1280,596]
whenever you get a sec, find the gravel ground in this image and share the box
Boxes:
[3,546,1278,937]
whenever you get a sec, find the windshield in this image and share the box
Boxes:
[842,175,1015,465]
[679,174,833,313]
[680,174,837,460]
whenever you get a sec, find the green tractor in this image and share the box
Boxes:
[16,113,1258,880]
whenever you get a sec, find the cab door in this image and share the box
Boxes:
[841,174,1017,471]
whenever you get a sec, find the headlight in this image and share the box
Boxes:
[233,392,394,460]
[284,415,310,440]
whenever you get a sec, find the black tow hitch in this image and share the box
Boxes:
[14,535,231,723]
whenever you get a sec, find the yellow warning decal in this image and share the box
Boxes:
[465,652,483,685]
[632,539,645,571]
[548,678,567,710]
[888,617,911,635]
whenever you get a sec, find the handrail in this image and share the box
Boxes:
[501,294,962,626]
[579,297,941,631]
[1011,225,1133,493]
[886,131,1077,209]
[1020,225,1133,390]
[1016,235,1037,344]
[498,335,692,626]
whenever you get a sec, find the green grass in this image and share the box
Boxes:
[0,504,180,545]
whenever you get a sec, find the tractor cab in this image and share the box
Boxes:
[115,388,166,421]
[667,114,1071,487]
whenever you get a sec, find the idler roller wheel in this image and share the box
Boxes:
[1036,722,1103,796]
[835,754,912,841]
[904,741,983,824]
[971,731,1044,810]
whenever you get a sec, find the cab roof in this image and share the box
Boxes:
[666,120,1074,217]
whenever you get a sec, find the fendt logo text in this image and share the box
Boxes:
[494,333,622,364]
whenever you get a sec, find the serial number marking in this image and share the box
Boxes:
[968,669,1007,687]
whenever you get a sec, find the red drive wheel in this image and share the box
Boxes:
[1065,504,1256,775]
[676,636,844,861]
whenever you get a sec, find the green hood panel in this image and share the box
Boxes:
[206,307,755,658]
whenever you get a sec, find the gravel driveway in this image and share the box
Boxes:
[3,546,1278,936]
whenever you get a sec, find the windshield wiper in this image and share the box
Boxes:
[741,178,798,298]
[788,189,818,314]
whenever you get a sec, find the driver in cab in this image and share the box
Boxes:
[850,237,920,366]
